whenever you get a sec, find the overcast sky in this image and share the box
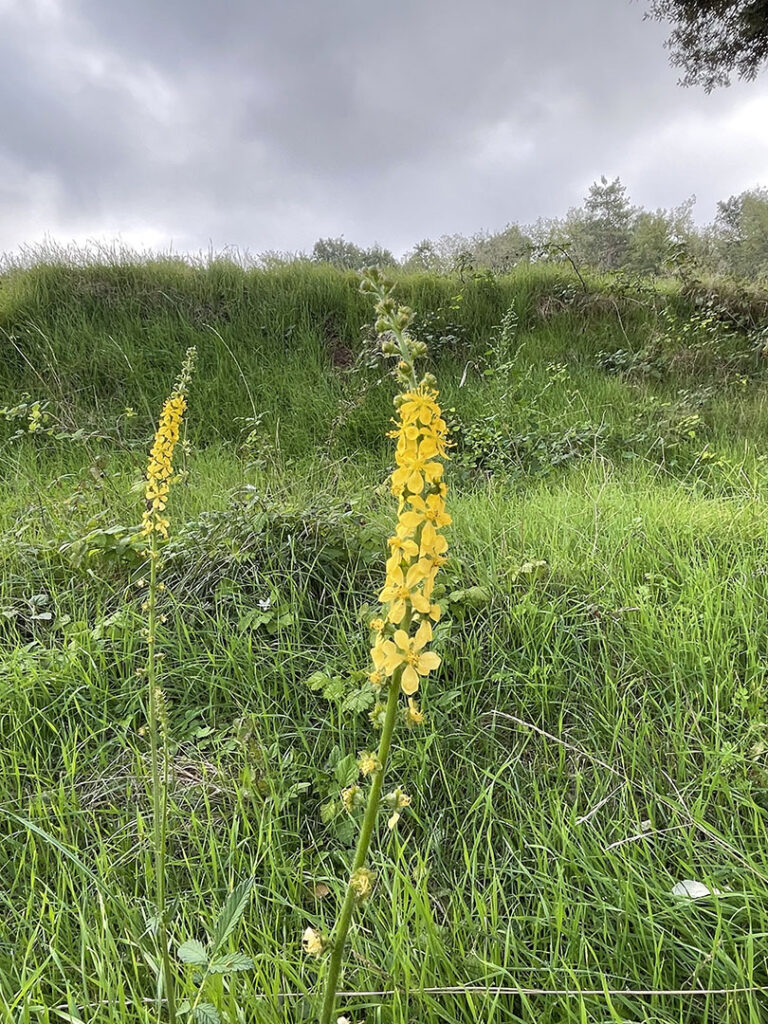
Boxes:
[1,0,767,258]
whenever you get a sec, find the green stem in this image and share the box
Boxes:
[147,534,176,1024]
[390,321,419,391]
[318,671,402,1024]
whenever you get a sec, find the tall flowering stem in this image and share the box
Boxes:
[141,348,195,1024]
[316,272,449,1024]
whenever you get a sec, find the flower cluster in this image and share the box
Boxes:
[371,384,450,696]
[141,394,186,539]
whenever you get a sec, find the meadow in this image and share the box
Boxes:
[1,257,768,1023]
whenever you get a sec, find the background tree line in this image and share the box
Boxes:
[304,177,768,282]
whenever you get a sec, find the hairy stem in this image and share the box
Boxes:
[147,535,176,1024]
[318,671,402,1024]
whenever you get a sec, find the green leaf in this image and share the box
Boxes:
[208,951,254,974]
[341,685,376,715]
[320,799,337,823]
[211,878,254,953]
[177,939,208,966]
[192,1004,221,1024]
[334,753,359,788]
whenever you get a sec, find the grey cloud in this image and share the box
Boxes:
[0,0,766,254]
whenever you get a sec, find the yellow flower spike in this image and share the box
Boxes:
[141,391,187,539]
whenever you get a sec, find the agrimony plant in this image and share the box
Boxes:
[313,270,449,1024]
[141,346,196,1023]
[176,878,255,1024]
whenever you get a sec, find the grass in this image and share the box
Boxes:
[1,257,768,1022]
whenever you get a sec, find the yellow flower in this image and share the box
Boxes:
[378,562,431,623]
[377,620,441,695]
[391,443,444,496]
[399,387,442,427]
[398,492,451,547]
[302,926,326,957]
[385,535,419,573]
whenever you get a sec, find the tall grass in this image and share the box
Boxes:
[0,260,767,1022]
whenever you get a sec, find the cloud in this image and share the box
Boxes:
[0,0,766,255]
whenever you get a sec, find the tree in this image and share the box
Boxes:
[467,224,532,273]
[566,177,636,271]
[646,1,768,90]
[311,237,396,270]
[402,238,443,272]
[713,186,768,279]
[626,198,696,276]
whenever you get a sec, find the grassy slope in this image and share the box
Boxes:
[1,261,768,1023]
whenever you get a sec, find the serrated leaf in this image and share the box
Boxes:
[208,951,254,973]
[177,939,208,966]
[320,799,337,823]
[334,753,359,788]
[211,878,254,953]
[341,686,376,715]
[192,1004,221,1024]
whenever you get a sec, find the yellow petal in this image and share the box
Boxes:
[405,562,427,588]
[393,629,411,650]
[417,651,441,674]
[414,620,433,649]
[400,665,420,694]
[388,600,407,624]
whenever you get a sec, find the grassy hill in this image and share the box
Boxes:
[1,260,768,1023]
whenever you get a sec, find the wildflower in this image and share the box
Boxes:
[391,440,444,495]
[302,926,327,958]
[358,751,380,776]
[349,867,375,902]
[397,493,451,547]
[378,563,431,623]
[318,273,449,1024]
[385,535,419,572]
[376,620,441,695]
[398,387,443,427]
